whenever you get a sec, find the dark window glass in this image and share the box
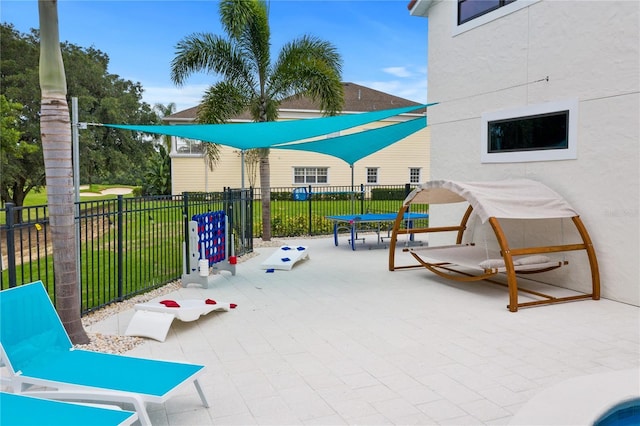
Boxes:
[458,0,517,25]
[488,111,569,153]
[409,168,421,183]
[367,168,378,184]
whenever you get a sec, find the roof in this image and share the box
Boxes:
[407,0,433,16]
[282,82,422,113]
[403,179,578,223]
[164,82,423,122]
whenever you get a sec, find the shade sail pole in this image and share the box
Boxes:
[241,150,245,191]
[240,149,245,253]
[351,164,355,214]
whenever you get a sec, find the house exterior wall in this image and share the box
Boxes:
[415,0,639,305]
[170,122,430,192]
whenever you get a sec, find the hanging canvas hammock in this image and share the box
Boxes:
[388,179,600,312]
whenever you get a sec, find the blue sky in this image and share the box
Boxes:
[1,0,428,112]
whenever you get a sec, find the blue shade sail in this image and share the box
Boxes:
[274,116,427,165]
[104,104,433,150]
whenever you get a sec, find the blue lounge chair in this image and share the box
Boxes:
[0,281,209,425]
[0,392,137,426]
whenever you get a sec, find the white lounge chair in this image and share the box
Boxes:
[0,281,210,425]
[126,298,237,342]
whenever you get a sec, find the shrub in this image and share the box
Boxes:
[371,187,406,200]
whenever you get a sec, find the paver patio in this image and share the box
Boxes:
[86,236,639,425]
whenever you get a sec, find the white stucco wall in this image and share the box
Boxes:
[422,0,639,305]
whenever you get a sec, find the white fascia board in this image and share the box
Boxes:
[409,0,434,17]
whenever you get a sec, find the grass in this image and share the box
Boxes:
[1,185,138,224]
[2,197,184,312]
[23,184,138,206]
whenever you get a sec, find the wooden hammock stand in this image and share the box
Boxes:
[388,203,600,312]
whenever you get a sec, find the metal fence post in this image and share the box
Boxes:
[307,185,312,235]
[225,188,236,252]
[5,203,17,288]
[116,195,124,301]
[247,188,254,252]
[183,192,190,273]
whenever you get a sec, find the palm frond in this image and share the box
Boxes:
[220,0,268,42]
[197,81,251,124]
[171,33,233,85]
[202,142,221,172]
[270,35,344,115]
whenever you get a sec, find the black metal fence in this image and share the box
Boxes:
[254,184,426,237]
[1,188,253,313]
[1,184,425,314]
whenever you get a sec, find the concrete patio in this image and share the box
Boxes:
[87,235,639,425]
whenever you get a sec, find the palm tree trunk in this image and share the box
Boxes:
[39,0,88,344]
[259,149,271,241]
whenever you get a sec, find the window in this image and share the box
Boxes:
[488,111,568,153]
[174,137,204,155]
[453,0,537,36]
[458,0,516,25]
[481,99,578,163]
[409,168,421,184]
[293,167,328,184]
[367,168,379,184]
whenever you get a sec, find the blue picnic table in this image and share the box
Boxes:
[325,213,429,250]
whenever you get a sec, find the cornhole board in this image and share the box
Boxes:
[125,299,235,342]
[260,245,309,271]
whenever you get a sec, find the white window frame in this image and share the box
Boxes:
[293,167,329,185]
[480,99,578,163]
[453,0,540,36]
[173,137,204,156]
[366,167,379,184]
[409,167,422,184]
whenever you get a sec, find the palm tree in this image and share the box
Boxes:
[153,102,176,152]
[38,0,88,344]
[171,0,343,240]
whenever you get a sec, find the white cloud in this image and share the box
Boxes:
[142,84,210,113]
[356,79,427,104]
[383,67,413,78]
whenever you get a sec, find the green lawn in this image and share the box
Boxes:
[1,185,138,224]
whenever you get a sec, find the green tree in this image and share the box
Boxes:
[38,0,88,344]
[0,23,158,206]
[170,0,344,240]
[0,95,22,151]
[142,145,171,195]
[0,95,37,209]
[1,24,44,208]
